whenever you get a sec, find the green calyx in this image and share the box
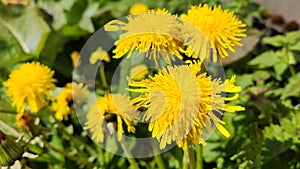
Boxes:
[0,130,23,166]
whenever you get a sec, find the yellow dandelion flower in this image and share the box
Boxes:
[105,9,184,64]
[16,112,33,129]
[70,51,81,67]
[129,3,149,14]
[180,4,247,61]
[128,61,244,149]
[3,62,56,113]
[89,47,111,64]
[52,82,90,121]
[84,94,139,142]
[130,64,149,80]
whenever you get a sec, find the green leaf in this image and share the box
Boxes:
[49,127,65,162]
[9,4,50,53]
[0,1,50,65]
[78,1,99,32]
[262,35,286,47]
[0,20,27,66]
[230,123,263,169]
[280,73,300,99]
[166,0,187,13]
[60,25,90,37]
[262,138,292,163]
[248,51,280,67]
[202,142,222,163]
[104,0,131,18]
[236,74,253,88]
[286,30,300,44]
[1,2,50,52]
[0,93,17,132]
[51,51,73,78]
[287,51,297,65]
[117,57,131,95]
[262,111,300,163]
[66,0,87,25]
[274,62,288,77]
[247,123,263,157]
[37,0,67,30]
[39,31,69,67]
[253,70,271,81]
[31,153,60,163]
[289,41,300,52]
[280,111,300,139]
[263,125,289,142]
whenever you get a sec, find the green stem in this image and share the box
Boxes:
[175,147,183,168]
[99,65,108,89]
[43,140,87,164]
[96,145,105,167]
[187,141,195,169]
[183,142,189,169]
[283,47,296,76]
[56,121,93,156]
[120,140,139,169]
[153,145,166,169]
[188,0,192,7]
[195,144,203,169]
[0,109,17,114]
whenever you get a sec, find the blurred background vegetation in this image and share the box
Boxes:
[0,0,300,168]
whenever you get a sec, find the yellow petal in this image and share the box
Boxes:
[90,47,110,64]
[130,64,149,80]
[216,123,230,138]
[225,104,245,112]
[225,93,239,101]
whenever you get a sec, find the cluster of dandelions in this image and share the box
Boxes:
[2,62,91,127]
[85,4,246,150]
[105,4,246,63]
[2,4,246,150]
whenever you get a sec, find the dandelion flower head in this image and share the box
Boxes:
[128,61,244,149]
[70,51,81,67]
[180,4,246,61]
[105,9,184,64]
[16,112,33,129]
[52,82,90,121]
[129,3,149,14]
[3,62,56,113]
[84,94,139,142]
[89,47,111,64]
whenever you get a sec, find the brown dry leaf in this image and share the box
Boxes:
[221,29,261,64]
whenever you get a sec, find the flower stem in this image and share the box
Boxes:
[187,141,195,169]
[182,141,189,169]
[195,144,203,169]
[120,140,139,169]
[43,140,87,164]
[99,64,108,89]
[183,149,189,169]
[96,145,105,167]
[153,145,166,169]
[0,109,17,114]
